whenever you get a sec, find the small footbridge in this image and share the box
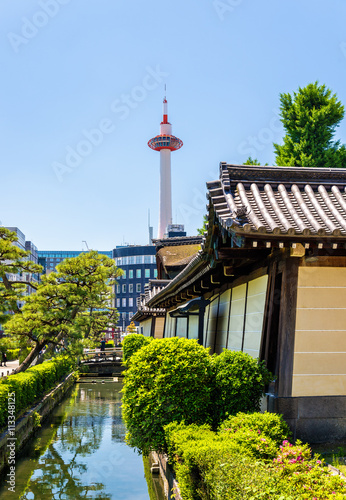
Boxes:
[80,348,125,377]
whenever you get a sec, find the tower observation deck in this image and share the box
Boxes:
[148,97,183,239]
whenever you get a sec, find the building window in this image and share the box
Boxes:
[129,270,133,279]
[154,269,158,278]
[136,255,143,264]
[136,269,141,278]
[128,312,133,321]
[144,255,151,264]
[116,285,120,294]
[145,269,150,278]
[129,298,133,307]
[116,299,120,308]
[136,283,141,293]
[122,298,126,307]
[129,284,133,293]
[129,256,135,264]
[116,258,122,266]
[122,284,126,293]
[122,270,126,279]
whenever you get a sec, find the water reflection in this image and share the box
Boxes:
[0,382,150,500]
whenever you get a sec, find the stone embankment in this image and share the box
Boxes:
[149,451,182,500]
[0,371,76,475]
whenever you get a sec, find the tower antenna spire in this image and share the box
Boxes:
[148,96,183,239]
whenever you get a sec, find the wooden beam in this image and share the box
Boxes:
[276,258,299,398]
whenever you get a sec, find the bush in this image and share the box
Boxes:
[121,333,152,363]
[0,356,74,430]
[6,348,20,361]
[165,421,346,500]
[122,337,213,454]
[211,350,272,424]
[219,411,291,447]
[105,340,114,349]
[165,420,275,499]
[165,421,242,500]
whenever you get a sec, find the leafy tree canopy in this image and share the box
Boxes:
[197,215,208,235]
[243,157,268,166]
[274,82,346,168]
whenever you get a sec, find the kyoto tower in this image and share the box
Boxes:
[148,94,183,239]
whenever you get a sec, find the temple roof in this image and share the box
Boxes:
[140,163,346,310]
[207,163,346,240]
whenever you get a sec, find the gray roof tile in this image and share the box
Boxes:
[208,164,346,238]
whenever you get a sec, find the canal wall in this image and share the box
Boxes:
[149,451,182,500]
[0,371,77,476]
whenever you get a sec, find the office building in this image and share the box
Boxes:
[113,245,157,330]
[38,250,112,273]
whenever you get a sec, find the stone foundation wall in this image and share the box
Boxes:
[267,394,346,443]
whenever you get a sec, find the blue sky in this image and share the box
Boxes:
[1,0,346,250]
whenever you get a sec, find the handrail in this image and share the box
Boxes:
[84,348,122,353]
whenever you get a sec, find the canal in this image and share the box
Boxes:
[0,380,165,499]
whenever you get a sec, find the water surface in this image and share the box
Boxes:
[0,381,153,499]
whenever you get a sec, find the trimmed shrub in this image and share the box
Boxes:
[0,346,29,361]
[6,348,20,361]
[0,356,74,431]
[165,420,273,499]
[219,411,291,447]
[0,385,9,429]
[122,333,152,363]
[105,340,114,349]
[122,337,213,454]
[211,350,272,424]
[165,421,346,500]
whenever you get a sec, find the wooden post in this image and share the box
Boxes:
[276,257,299,397]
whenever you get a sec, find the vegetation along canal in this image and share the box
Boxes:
[0,380,164,499]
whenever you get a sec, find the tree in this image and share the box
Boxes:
[243,157,268,166]
[0,227,42,325]
[126,321,137,334]
[6,251,122,373]
[274,82,346,168]
[197,215,208,235]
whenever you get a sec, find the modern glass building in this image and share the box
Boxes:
[113,245,157,330]
[38,250,112,273]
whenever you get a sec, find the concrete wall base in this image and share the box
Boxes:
[267,394,346,443]
[0,372,77,475]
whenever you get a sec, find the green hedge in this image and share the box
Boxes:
[211,349,272,424]
[122,333,152,363]
[122,337,213,454]
[219,411,291,447]
[165,419,346,500]
[6,349,20,361]
[0,356,74,430]
[122,338,272,453]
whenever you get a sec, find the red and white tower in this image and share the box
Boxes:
[148,96,183,239]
